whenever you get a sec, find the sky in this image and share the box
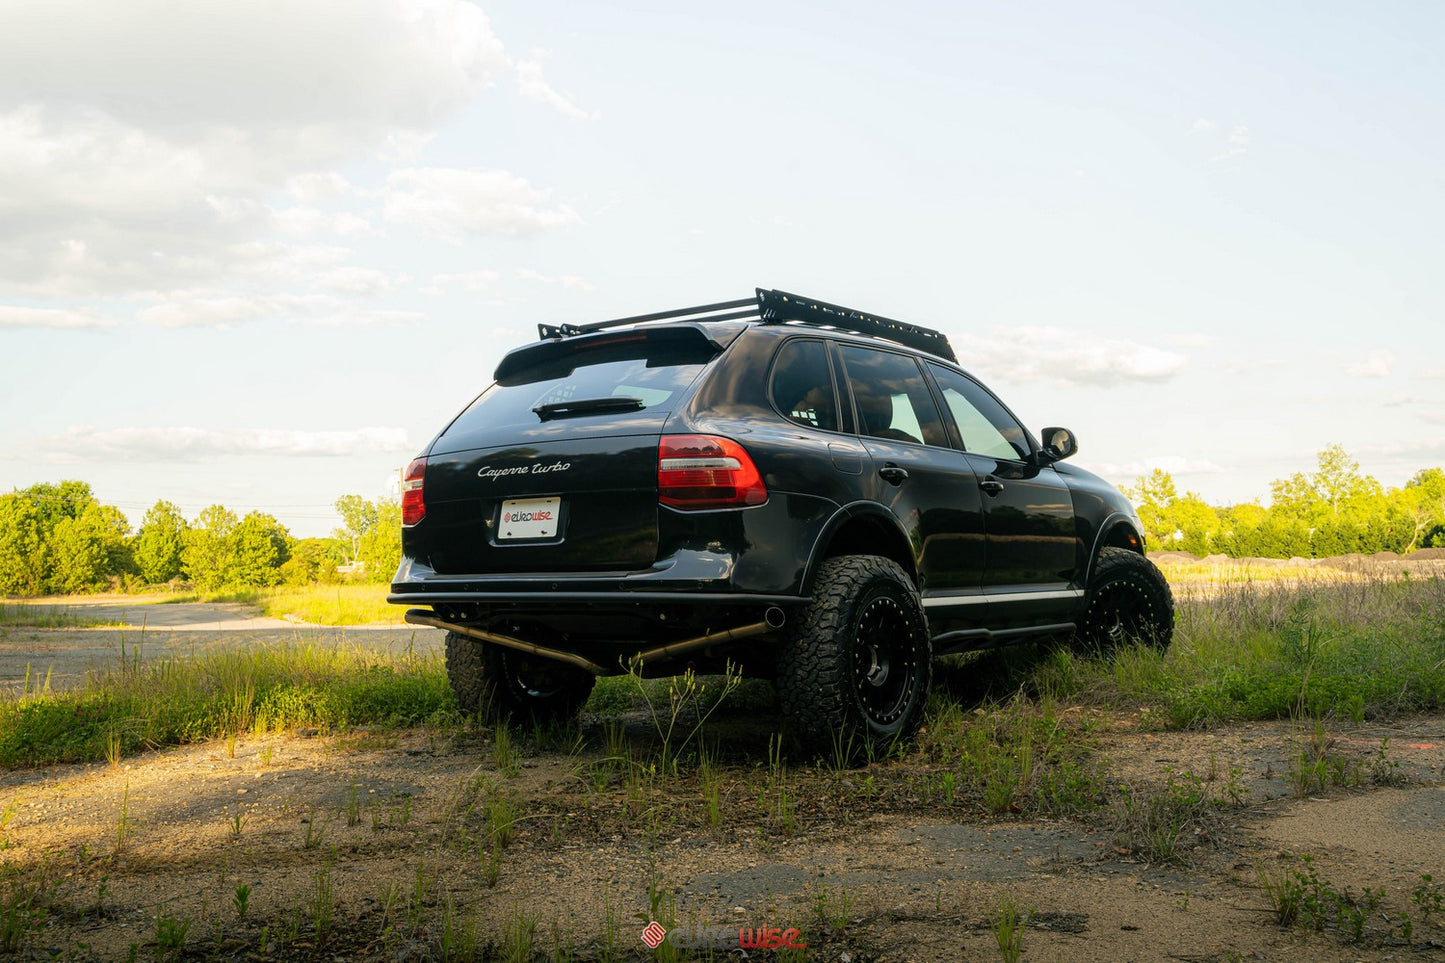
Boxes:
[2,0,1442,538]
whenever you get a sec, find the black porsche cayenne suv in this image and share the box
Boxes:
[389,288,1173,751]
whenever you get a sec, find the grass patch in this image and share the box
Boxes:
[0,643,453,768]
[946,574,1445,728]
[253,583,402,625]
[0,604,114,629]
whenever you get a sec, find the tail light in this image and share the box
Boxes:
[658,435,767,509]
[401,457,427,526]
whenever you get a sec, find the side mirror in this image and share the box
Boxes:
[1038,426,1077,464]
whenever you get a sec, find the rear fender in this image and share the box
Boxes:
[801,502,918,595]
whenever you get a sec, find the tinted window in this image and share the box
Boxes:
[770,339,839,431]
[445,338,711,437]
[838,345,947,447]
[928,363,1030,459]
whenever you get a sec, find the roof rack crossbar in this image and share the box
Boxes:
[538,297,757,341]
[756,288,957,362]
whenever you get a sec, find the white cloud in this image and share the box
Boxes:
[1210,124,1250,163]
[44,425,413,460]
[383,167,581,240]
[1095,455,1227,479]
[0,1,510,298]
[954,327,1187,386]
[1347,349,1395,378]
[138,289,418,329]
[516,268,597,292]
[424,269,502,296]
[1190,118,1217,134]
[313,267,408,297]
[516,49,593,120]
[0,304,115,329]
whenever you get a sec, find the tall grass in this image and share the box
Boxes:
[0,643,452,768]
[1025,573,1445,727]
[254,584,402,625]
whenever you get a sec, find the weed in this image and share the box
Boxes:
[345,782,363,826]
[502,906,539,963]
[1257,854,1388,942]
[114,781,132,854]
[1112,770,1213,864]
[598,890,624,963]
[629,659,742,774]
[302,813,327,850]
[226,809,248,841]
[1412,872,1443,920]
[232,883,251,919]
[811,880,855,931]
[766,735,796,835]
[310,862,335,943]
[152,911,191,961]
[225,730,237,759]
[492,724,520,778]
[0,799,17,848]
[257,744,274,767]
[991,893,1027,963]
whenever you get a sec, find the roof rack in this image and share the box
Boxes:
[536,288,957,363]
[756,289,956,362]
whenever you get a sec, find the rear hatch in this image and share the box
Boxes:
[418,326,727,575]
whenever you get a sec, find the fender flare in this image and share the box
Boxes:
[799,500,918,596]
[1083,512,1148,586]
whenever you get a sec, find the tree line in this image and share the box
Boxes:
[1126,445,1445,558]
[0,481,401,596]
[2,445,1441,596]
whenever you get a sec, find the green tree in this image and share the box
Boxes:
[333,494,379,566]
[280,538,341,585]
[49,503,131,594]
[1270,445,1383,525]
[132,500,189,584]
[183,505,238,590]
[229,512,291,588]
[0,493,46,595]
[356,499,401,583]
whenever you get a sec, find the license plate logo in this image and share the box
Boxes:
[498,497,561,540]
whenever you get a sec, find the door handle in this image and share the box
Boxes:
[879,465,909,485]
[980,477,1005,496]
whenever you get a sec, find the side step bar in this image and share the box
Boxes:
[404,607,787,675]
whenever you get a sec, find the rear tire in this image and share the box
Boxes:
[445,632,595,724]
[1077,548,1174,652]
[778,555,932,756]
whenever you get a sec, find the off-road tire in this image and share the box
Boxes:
[778,555,932,756]
[1077,548,1175,652]
[444,632,596,724]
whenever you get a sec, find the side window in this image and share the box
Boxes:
[838,345,948,447]
[769,339,839,431]
[928,363,1030,460]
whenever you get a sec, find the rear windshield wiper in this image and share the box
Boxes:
[532,396,645,421]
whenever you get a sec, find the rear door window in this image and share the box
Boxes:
[837,345,948,447]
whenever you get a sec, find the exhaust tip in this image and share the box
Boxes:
[765,606,786,629]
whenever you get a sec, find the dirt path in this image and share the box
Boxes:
[3,699,1443,961]
[0,599,443,693]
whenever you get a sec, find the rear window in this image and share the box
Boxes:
[444,336,715,437]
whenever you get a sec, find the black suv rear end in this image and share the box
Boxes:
[391,289,1173,751]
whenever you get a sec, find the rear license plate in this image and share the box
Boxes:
[497,497,562,540]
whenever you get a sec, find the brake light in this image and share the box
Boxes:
[658,435,767,509]
[401,457,427,526]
